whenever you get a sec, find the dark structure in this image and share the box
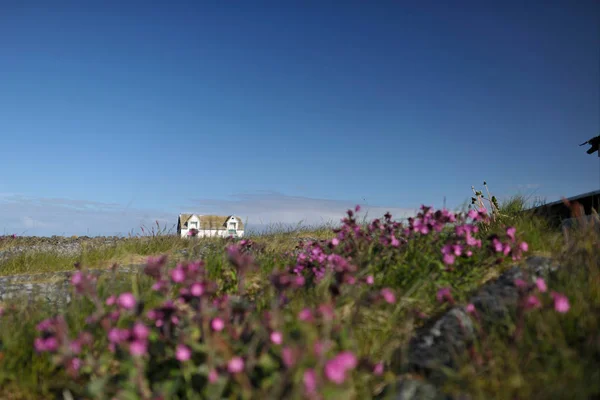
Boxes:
[528,190,600,227]
[579,135,600,156]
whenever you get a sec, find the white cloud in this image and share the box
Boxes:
[0,191,418,237]
[0,194,176,237]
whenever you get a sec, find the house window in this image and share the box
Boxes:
[229,222,236,229]
[189,221,198,229]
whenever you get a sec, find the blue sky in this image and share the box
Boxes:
[1,1,599,236]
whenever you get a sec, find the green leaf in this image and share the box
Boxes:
[257,352,278,373]
[86,376,108,399]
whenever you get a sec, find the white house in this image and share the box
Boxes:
[177,214,245,238]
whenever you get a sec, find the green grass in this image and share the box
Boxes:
[0,197,597,399]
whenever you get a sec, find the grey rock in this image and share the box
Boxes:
[404,256,561,389]
[0,265,146,309]
[393,378,442,400]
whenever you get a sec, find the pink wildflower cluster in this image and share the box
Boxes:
[488,226,529,261]
[405,206,459,236]
[34,315,93,377]
[29,205,560,397]
[514,277,570,313]
[33,238,392,398]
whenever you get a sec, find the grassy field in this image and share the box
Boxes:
[0,192,597,399]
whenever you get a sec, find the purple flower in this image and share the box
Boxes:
[208,369,219,383]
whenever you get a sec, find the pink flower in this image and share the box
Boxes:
[171,267,186,283]
[71,271,83,286]
[303,369,317,394]
[208,369,219,383]
[282,347,296,368]
[176,344,192,361]
[108,328,129,343]
[294,275,306,287]
[313,340,332,356]
[117,293,136,310]
[318,304,335,321]
[551,292,570,313]
[443,253,456,265]
[132,323,150,340]
[492,238,503,252]
[211,318,225,332]
[34,337,59,352]
[365,275,374,285]
[227,357,245,373]
[129,340,148,356]
[331,238,340,246]
[373,362,384,376]
[535,278,547,293]
[68,357,82,374]
[355,205,361,212]
[519,242,529,252]
[436,287,453,304]
[525,295,541,310]
[270,331,283,345]
[190,282,204,296]
[324,351,357,384]
[506,227,516,241]
[105,295,116,306]
[466,303,476,314]
[298,308,313,322]
[391,236,400,247]
[514,278,528,288]
[380,288,396,304]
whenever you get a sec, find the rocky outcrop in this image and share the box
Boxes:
[0,265,145,309]
[394,256,560,399]
[0,236,124,263]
